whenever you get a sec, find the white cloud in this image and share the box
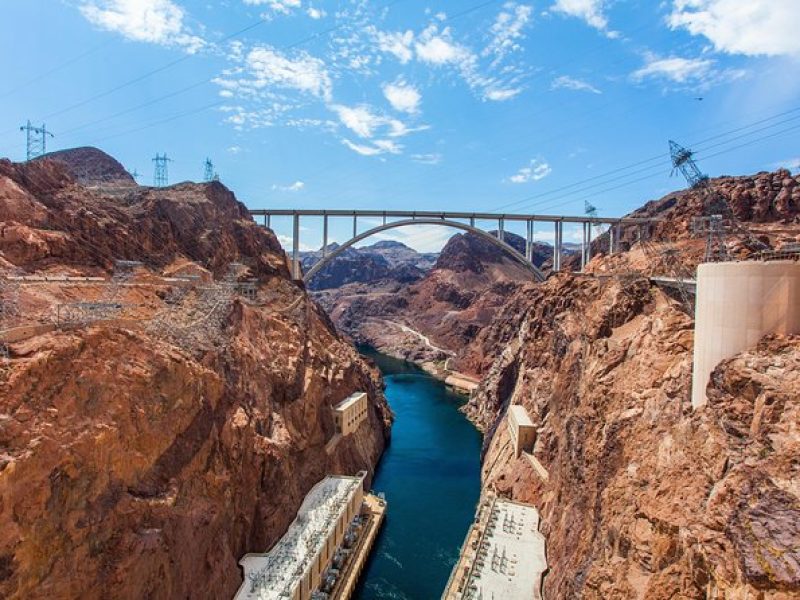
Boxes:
[369,224,456,252]
[509,158,552,183]
[243,0,299,12]
[382,80,421,113]
[342,138,402,156]
[227,145,242,154]
[551,0,616,36]
[247,47,332,99]
[484,88,521,101]
[216,46,332,102]
[551,75,602,94]
[272,180,305,191]
[631,54,722,86]
[330,104,424,140]
[415,25,472,65]
[411,153,442,165]
[668,0,800,58]
[372,29,415,63]
[483,3,533,61]
[331,104,383,138]
[307,6,325,19]
[79,0,204,52]
[774,157,800,172]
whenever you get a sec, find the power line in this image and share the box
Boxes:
[0,40,111,100]
[493,106,800,213]
[524,120,800,215]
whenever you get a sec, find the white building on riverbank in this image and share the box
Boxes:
[235,473,365,600]
[442,493,547,600]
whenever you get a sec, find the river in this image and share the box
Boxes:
[353,348,483,600]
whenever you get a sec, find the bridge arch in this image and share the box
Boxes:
[303,218,546,284]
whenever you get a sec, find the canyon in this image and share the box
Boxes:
[312,168,800,598]
[2,146,799,599]
[0,148,391,599]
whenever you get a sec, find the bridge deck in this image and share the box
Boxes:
[249,209,658,225]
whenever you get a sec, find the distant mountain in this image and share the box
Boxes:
[300,240,436,290]
[314,230,543,368]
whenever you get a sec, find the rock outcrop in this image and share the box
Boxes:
[466,274,800,598]
[0,149,391,599]
[300,240,436,291]
[314,231,544,371]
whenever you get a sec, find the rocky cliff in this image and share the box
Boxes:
[0,148,391,599]
[464,275,799,598]
[314,231,545,372]
[458,170,800,597]
[578,169,800,276]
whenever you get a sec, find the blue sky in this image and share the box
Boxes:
[1,0,799,251]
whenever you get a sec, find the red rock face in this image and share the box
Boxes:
[0,154,287,277]
[0,149,391,599]
[467,275,800,598]
[315,232,539,373]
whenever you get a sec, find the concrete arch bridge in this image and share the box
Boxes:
[248,209,657,284]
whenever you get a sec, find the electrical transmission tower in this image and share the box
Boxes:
[19,121,54,161]
[152,153,173,187]
[669,140,708,188]
[669,139,766,261]
[692,215,731,262]
[203,158,219,182]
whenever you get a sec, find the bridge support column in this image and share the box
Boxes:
[580,222,588,271]
[608,225,616,256]
[353,215,357,238]
[498,218,505,242]
[554,221,562,272]
[292,213,301,280]
[525,220,533,263]
[323,214,329,258]
[266,214,271,229]
[586,221,593,264]
[382,212,387,225]
[470,216,475,228]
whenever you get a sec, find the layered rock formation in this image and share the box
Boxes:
[580,169,800,276]
[314,231,549,372]
[0,148,391,599]
[300,240,434,291]
[457,171,800,598]
[465,273,799,597]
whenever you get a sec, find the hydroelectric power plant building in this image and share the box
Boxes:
[507,405,536,458]
[234,471,385,600]
[334,392,369,436]
[442,493,547,600]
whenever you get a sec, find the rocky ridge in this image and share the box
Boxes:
[460,169,800,598]
[300,240,434,291]
[314,230,550,373]
[0,148,391,599]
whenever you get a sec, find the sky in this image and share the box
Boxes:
[1,0,800,251]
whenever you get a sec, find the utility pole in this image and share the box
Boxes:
[152,153,172,187]
[19,120,54,161]
[129,168,140,182]
[203,157,218,182]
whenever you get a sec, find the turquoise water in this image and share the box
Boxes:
[353,349,483,600]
